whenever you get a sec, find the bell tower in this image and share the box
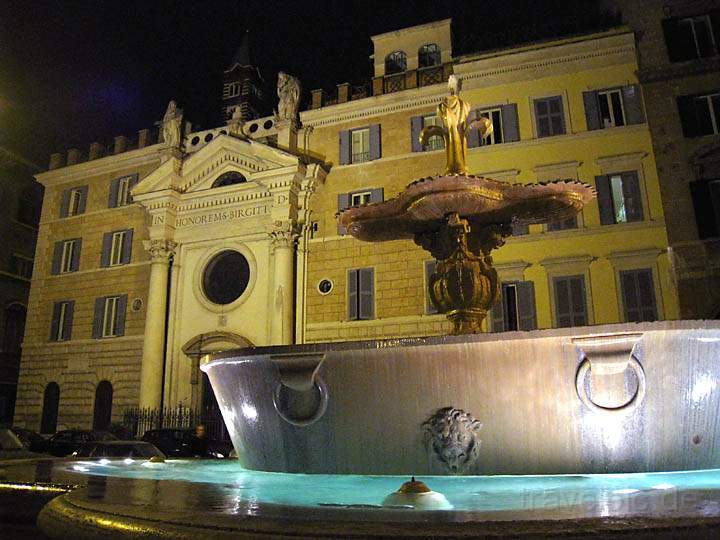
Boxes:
[222,30,267,121]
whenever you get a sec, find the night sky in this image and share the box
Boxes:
[1,0,610,166]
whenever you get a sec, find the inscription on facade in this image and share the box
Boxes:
[155,204,269,228]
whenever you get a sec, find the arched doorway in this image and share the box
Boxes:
[3,303,26,352]
[40,382,60,434]
[182,332,253,441]
[92,380,113,431]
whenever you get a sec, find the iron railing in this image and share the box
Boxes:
[122,405,230,442]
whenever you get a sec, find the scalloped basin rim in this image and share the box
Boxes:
[336,175,596,242]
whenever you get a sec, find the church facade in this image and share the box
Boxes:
[14,19,680,432]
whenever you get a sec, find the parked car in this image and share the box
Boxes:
[10,427,48,452]
[46,430,117,457]
[141,428,232,458]
[0,427,43,460]
[72,440,165,459]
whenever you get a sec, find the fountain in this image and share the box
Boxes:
[7,77,720,538]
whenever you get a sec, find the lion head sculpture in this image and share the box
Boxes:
[422,407,483,474]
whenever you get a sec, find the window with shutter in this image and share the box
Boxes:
[678,92,720,137]
[620,269,658,322]
[98,295,126,338]
[410,116,424,153]
[501,104,519,142]
[422,115,444,151]
[337,193,351,235]
[476,108,503,146]
[553,275,587,328]
[547,216,577,231]
[597,171,644,225]
[109,174,138,208]
[50,300,74,341]
[490,281,537,332]
[350,128,370,163]
[663,13,719,62]
[347,268,374,320]
[690,179,720,239]
[58,239,81,273]
[534,96,565,137]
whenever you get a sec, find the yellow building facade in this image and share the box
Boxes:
[14,20,678,432]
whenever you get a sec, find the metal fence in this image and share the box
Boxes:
[122,405,230,442]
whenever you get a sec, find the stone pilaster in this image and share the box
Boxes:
[269,222,299,345]
[138,239,176,410]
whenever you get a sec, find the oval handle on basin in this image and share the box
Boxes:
[269,353,326,392]
[575,356,646,413]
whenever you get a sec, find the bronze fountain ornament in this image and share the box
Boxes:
[338,75,595,334]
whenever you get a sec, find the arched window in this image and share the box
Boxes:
[212,171,247,188]
[93,380,113,431]
[3,303,26,352]
[40,382,60,434]
[385,51,407,74]
[418,44,441,68]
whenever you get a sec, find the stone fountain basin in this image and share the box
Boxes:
[337,175,595,241]
[203,320,720,476]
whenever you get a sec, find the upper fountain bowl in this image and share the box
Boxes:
[337,174,596,242]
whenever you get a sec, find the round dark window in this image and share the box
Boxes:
[202,250,250,305]
[318,279,333,294]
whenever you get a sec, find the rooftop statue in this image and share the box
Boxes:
[161,100,183,148]
[277,72,301,121]
[420,75,493,175]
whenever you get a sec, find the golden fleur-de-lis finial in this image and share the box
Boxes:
[419,75,493,175]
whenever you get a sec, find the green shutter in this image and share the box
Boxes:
[92,297,105,339]
[583,91,601,130]
[339,131,351,165]
[347,269,358,320]
[517,281,537,331]
[100,232,113,267]
[121,230,133,264]
[358,268,374,320]
[595,175,614,225]
[411,116,423,152]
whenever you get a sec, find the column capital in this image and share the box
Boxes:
[143,239,177,262]
[268,221,299,251]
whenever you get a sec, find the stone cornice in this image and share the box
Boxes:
[35,145,161,187]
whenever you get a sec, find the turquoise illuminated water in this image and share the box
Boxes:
[61,460,720,513]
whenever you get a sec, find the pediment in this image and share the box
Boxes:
[179,134,299,193]
[132,134,300,199]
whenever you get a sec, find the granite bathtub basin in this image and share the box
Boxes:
[202,321,720,476]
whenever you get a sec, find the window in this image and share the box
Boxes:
[620,269,658,323]
[52,238,81,274]
[385,51,407,74]
[547,216,577,231]
[9,254,33,279]
[690,178,720,239]
[553,275,588,328]
[337,189,384,234]
[109,174,138,208]
[422,115,445,151]
[351,128,370,163]
[101,229,133,267]
[424,260,438,314]
[60,186,88,217]
[596,172,644,225]
[490,281,537,331]
[598,90,625,127]
[347,267,374,320]
[678,92,720,137]
[339,125,381,165]
[110,231,128,266]
[350,191,372,206]
[93,295,127,338]
[663,13,719,62]
[211,171,246,188]
[534,96,565,137]
[477,108,503,145]
[223,82,241,99]
[418,44,441,68]
[584,85,645,130]
[50,300,74,342]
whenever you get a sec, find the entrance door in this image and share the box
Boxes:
[40,382,60,434]
[92,380,113,431]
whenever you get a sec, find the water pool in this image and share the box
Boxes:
[60,459,720,514]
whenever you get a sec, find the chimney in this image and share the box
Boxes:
[113,135,127,154]
[66,148,79,165]
[88,142,102,160]
[337,83,350,104]
[137,129,150,148]
[49,153,65,170]
[311,89,325,110]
